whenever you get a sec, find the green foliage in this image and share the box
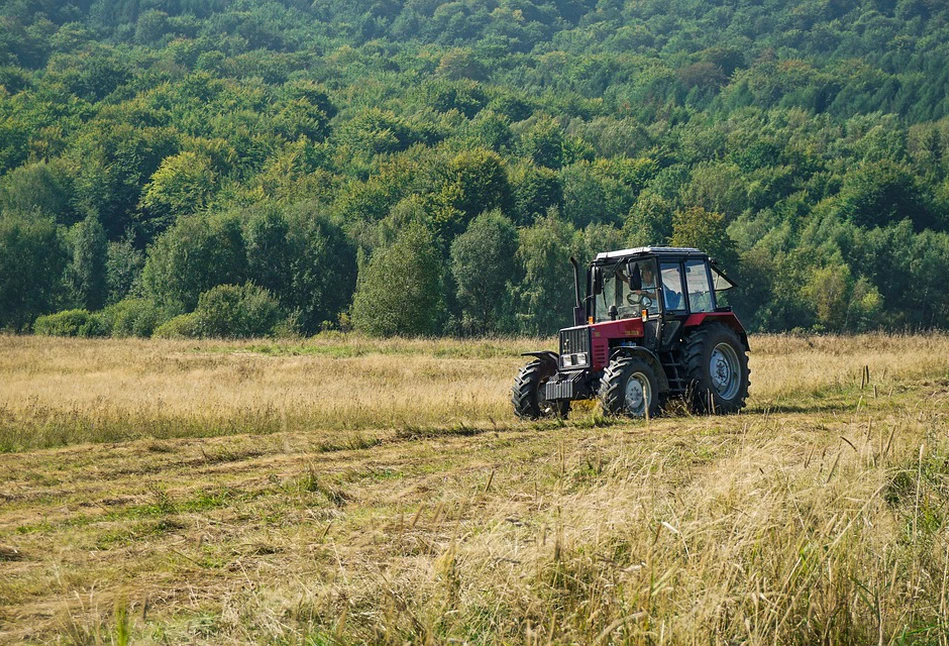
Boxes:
[352,225,446,337]
[67,122,179,240]
[562,157,657,227]
[141,213,247,315]
[836,161,937,231]
[0,160,77,225]
[244,204,357,334]
[6,0,949,334]
[187,283,284,339]
[519,116,567,170]
[66,217,108,311]
[672,206,740,271]
[428,148,513,238]
[140,152,218,234]
[153,313,199,339]
[105,237,145,305]
[510,163,563,225]
[33,309,106,337]
[101,298,162,338]
[514,211,577,336]
[0,212,66,331]
[623,190,673,247]
[450,211,519,335]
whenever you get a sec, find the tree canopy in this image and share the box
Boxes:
[4,0,949,335]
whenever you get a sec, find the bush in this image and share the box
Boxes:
[191,283,284,338]
[140,212,247,314]
[351,225,446,337]
[0,212,67,331]
[101,298,162,338]
[153,313,199,339]
[33,309,106,337]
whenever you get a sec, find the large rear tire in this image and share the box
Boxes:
[512,360,570,420]
[683,323,750,414]
[598,356,660,418]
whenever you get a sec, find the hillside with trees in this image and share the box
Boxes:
[3,0,949,337]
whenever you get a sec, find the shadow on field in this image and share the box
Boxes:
[748,401,859,415]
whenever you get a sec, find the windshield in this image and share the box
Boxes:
[594,258,660,322]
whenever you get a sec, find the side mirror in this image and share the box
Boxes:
[593,267,604,294]
[628,262,642,290]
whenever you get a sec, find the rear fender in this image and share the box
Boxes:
[521,351,560,372]
[609,346,670,394]
[684,312,749,350]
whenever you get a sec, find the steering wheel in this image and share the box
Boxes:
[626,291,653,308]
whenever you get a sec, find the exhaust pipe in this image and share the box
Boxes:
[569,257,584,326]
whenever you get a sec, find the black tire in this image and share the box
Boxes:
[683,323,750,414]
[512,360,570,420]
[598,356,660,419]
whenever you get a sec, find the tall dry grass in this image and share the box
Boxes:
[0,334,531,451]
[3,332,948,452]
[1,333,949,644]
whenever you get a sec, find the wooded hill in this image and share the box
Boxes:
[3,0,949,337]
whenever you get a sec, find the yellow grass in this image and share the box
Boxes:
[1,333,949,644]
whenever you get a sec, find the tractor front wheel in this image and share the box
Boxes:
[512,360,570,420]
[683,323,750,414]
[599,356,660,418]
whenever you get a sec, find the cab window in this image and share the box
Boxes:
[660,263,685,312]
[594,259,660,321]
[684,259,715,313]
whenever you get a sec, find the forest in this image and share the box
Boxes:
[3,0,949,337]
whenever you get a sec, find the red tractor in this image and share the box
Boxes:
[513,247,750,419]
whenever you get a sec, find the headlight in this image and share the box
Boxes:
[562,353,588,368]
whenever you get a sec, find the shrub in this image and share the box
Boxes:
[33,309,106,337]
[153,313,199,339]
[140,212,247,314]
[351,225,446,337]
[0,212,67,331]
[191,283,284,338]
[101,298,162,338]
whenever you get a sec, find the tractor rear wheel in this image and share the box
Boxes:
[683,323,750,414]
[599,356,660,418]
[512,360,570,420]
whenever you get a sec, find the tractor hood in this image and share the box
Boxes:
[560,318,645,372]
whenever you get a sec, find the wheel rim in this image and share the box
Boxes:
[624,371,651,416]
[709,342,741,400]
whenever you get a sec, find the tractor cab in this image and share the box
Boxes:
[513,246,749,420]
[587,247,737,351]
[590,247,734,320]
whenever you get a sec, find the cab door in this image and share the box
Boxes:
[658,261,688,349]
[628,258,662,348]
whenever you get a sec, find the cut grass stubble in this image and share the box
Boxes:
[1,333,949,644]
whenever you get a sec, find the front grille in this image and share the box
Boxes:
[559,326,591,369]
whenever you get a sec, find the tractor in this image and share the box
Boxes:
[512,247,750,419]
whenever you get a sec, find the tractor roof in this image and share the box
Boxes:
[593,246,708,263]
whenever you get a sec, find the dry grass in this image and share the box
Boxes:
[1,333,949,644]
[0,334,532,452]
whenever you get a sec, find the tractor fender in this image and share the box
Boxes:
[683,312,749,350]
[608,346,670,394]
[521,351,560,372]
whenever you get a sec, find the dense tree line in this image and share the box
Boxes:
[3,0,949,337]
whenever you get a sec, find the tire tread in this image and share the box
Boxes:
[683,323,750,414]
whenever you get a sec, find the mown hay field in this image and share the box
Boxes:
[1,333,949,644]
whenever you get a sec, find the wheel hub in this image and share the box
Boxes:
[624,372,650,416]
[709,343,740,400]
